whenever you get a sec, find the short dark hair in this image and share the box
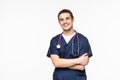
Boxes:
[57,9,74,20]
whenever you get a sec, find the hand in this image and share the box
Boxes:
[69,65,85,71]
[79,65,85,71]
[78,53,89,66]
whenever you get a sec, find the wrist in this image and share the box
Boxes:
[76,58,81,65]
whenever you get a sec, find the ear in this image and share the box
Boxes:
[72,18,74,22]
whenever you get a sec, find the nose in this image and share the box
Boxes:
[63,19,67,24]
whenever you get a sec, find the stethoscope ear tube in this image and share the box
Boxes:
[72,32,80,57]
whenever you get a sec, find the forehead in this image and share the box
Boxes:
[59,13,71,18]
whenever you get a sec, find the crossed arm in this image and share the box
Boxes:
[50,53,89,71]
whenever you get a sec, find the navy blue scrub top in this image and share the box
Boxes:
[47,32,93,80]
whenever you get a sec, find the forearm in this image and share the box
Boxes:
[50,53,89,68]
[57,58,80,68]
[50,55,80,68]
[69,65,85,71]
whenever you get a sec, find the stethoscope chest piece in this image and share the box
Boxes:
[56,44,61,49]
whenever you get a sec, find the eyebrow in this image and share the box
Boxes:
[59,16,71,20]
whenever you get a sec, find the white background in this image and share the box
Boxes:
[0,0,120,80]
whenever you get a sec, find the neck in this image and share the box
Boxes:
[63,29,75,36]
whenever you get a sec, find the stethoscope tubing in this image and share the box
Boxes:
[57,30,80,56]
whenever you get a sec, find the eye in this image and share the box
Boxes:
[59,18,64,22]
[66,17,70,20]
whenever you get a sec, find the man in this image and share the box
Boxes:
[47,9,93,80]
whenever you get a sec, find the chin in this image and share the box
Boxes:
[63,28,71,31]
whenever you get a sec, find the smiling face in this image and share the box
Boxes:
[58,12,74,32]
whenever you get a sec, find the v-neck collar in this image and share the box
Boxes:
[61,34,74,45]
[62,32,76,44]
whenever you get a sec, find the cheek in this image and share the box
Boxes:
[59,23,63,28]
[59,21,64,25]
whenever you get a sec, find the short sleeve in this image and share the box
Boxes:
[80,37,93,58]
[47,37,59,57]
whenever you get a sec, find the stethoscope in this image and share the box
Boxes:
[56,30,80,56]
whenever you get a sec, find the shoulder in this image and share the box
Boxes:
[50,34,60,42]
[77,33,91,46]
[52,34,60,39]
[78,33,88,40]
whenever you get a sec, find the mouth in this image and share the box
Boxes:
[63,23,69,27]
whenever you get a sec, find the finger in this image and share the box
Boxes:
[83,53,88,56]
